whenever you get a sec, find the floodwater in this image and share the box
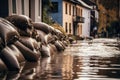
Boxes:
[0,38,120,80]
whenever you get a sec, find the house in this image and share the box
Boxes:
[0,0,42,22]
[50,0,93,37]
[82,0,99,36]
[78,0,92,37]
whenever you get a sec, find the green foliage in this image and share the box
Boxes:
[42,0,53,25]
[42,8,53,25]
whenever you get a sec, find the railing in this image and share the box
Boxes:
[73,16,85,23]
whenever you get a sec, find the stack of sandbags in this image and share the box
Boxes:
[6,15,41,62]
[33,22,67,56]
[33,22,56,57]
[0,18,25,71]
[0,14,68,72]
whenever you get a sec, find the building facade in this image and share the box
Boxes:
[50,0,93,37]
[0,0,42,22]
[82,0,99,36]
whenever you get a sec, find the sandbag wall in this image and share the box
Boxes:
[0,15,68,72]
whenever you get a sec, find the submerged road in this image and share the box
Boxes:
[1,38,120,80]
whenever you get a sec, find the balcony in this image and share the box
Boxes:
[73,16,85,23]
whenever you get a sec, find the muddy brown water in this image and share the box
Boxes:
[0,38,120,80]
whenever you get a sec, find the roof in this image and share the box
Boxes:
[63,0,93,9]
[81,0,96,6]
[77,0,92,9]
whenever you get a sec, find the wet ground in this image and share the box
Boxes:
[0,38,120,80]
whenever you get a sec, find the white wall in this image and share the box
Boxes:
[95,10,99,23]
[82,8,91,37]
[8,0,42,22]
[34,0,42,22]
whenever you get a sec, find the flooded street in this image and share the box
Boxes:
[0,38,120,80]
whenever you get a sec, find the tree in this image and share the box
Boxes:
[42,0,53,25]
[106,20,120,37]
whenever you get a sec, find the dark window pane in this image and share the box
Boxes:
[65,22,68,33]
[21,0,24,14]
[38,0,40,16]
[69,23,71,33]
[12,0,16,13]
[65,3,67,14]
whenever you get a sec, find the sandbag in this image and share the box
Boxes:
[48,25,55,35]
[6,15,34,37]
[54,41,64,52]
[40,45,51,57]
[0,46,20,71]
[6,72,20,80]
[54,29,64,40]
[19,37,40,51]
[9,45,25,63]
[0,18,19,46]
[14,41,40,62]
[0,18,17,29]
[36,30,47,45]
[33,22,50,34]
[19,37,41,55]
[0,58,8,71]
[63,41,68,46]
[0,37,4,50]
[48,44,58,55]
[58,41,66,50]
[36,30,55,45]
[45,34,55,44]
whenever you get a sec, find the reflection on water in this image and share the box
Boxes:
[0,38,120,80]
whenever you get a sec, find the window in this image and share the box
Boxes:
[12,0,16,13]
[65,3,67,14]
[69,4,71,15]
[21,0,24,14]
[50,2,58,13]
[65,22,68,33]
[81,9,82,16]
[29,0,31,18]
[79,8,80,16]
[38,0,41,16]
[76,8,78,16]
[73,6,75,16]
[69,23,71,33]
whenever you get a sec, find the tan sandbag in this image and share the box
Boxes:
[58,41,66,50]
[40,45,51,57]
[48,25,55,35]
[48,44,58,55]
[33,22,50,34]
[0,18,19,46]
[45,34,55,44]
[6,15,33,37]
[54,41,64,52]
[0,58,8,71]
[63,41,68,46]
[0,46,20,71]
[36,30,47,45]
[19,37,40,52]
[14,41,40,62]
[36,30,54,45]
[9,45,25,63]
